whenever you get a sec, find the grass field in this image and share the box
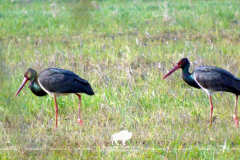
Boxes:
[1,0,240,159]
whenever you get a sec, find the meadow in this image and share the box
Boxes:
[1,0,240,159]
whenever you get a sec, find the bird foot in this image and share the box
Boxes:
[78,118,83,125]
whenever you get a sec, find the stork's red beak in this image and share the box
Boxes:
[15,77,29,97]
[162,65,180,80]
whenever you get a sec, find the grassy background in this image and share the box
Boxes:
[1,0,240,158]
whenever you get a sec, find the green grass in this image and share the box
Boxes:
[1,0,240,158]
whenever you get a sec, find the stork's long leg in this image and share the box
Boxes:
[209,95,213,126]
[75,94,83,125]
[53,95,59,131]
[234,95,239,127]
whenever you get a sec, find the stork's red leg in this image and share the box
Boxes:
[53,95,59,131]
[75,94,83,125]
[209,95,213,126]
[234,95,239,127]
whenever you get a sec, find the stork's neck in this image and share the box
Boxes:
[29,78,47,97]
[182,62,201,89]
[182,62,191,79]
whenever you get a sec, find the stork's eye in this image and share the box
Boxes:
[24,72,31,79]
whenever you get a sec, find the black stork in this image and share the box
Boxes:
[15,68,94,130]
[162,58,240,127]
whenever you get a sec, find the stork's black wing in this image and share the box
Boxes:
[193,66,240,95]
[38,68,94,95]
